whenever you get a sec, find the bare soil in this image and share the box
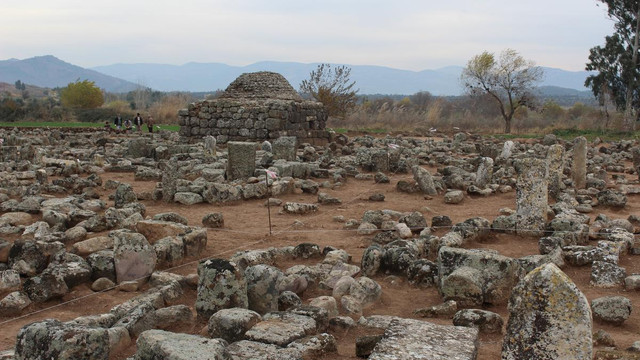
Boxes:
[1,167,639,359]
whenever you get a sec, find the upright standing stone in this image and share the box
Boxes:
[196,259,248,319]
[547,144,565,200]
[632,147,640,181]
[371,150,390,172]
[114,184,137,209]
[515,158,548,236]
[272,136,298,161]
[227,142,256,181]
[475,157,494,188]
[245,265,283,315]
[411,165,438,195]
[162,159,178,202]
[113,230,157,283]
[502,263,592,360]
[572,136,587,189]
[500,140,515,160]
[204,135,217,156]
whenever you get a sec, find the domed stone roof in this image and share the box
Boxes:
[218,71,303,101]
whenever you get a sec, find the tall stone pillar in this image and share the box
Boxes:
[475,157,494,189]
[571,136,587,189]
[227,142,256,181]
[515,158,548,236]
[272,136,298,161]
[547,144,565,200]
[196,259,248,320]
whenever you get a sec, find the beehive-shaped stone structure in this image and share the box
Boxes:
[178,72,329,145]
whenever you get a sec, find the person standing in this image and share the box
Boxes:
[114,114,123,131]
[146,115,154,133]
[134,113,143,133]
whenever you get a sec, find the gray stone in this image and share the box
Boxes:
[196,259,248,319]
[208,307,262,342]
[590,261,626,288]
[597,189,627,208]
[245,313,315,346]
[475,157,493,188]
[0,270,21,295]
[515,158,548,236]
[227,142,256,181]
[412,165,438,195]
[413,300,458,318]
[273,136,298,161]
[547,144,566,199]
[591,296,632,325]
[135,330,230,360]
[87,250,116,281]
[361,245,383,277]
[0,291,31,316]
[114,183,137,209]
[15,319,110,360]
[202,212,224,228]
[444,190,464,204]
[162,160,178,202]
[245,264,283,314]
[23,272,68,302]
[572,136,587,189]
[368,318,478,360]
[113,230,157,283]
[226,340,300,360]
[453,309,504,333]
[282,202,318,214]
[438,246,521,306]
[173,192,203,205]
[502,263,592,360]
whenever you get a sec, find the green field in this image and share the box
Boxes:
[0,122,180,132]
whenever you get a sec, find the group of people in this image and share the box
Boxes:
[108,113,155,134]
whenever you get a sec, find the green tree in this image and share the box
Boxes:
[299,64,358,117]
[14,80,26,91]
[585,0,640,131]
[461,49,543,133]
[60,80,104,109]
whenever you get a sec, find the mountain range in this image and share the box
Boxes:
[0,55,594,97]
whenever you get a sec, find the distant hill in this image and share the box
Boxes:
[0,55,595,96]
[0,55,138,92]
[92,60,593,96]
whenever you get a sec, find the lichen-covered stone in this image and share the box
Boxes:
[208,307,262,342]
[15,319,110,360]
[502,263,592,360]
[245,264,283,314]
[453,309,504,334]
[135,329,230,360]
[368,318,478,360]
[591,296,632,325]
[515,158,548,236]
[196,259,248,319]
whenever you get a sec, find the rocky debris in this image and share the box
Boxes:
[502,264,592,360]
[245,312,316,346]
[413,300,458,318]
[591,296,632,325]
[590,261,626,288]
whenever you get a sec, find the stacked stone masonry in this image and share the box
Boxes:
[179,72,330,145]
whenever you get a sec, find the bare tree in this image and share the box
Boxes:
[299,64,358,117]
[461,49,543,133]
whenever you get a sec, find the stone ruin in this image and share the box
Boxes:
[0,125,640,359]
[178,71,330,145]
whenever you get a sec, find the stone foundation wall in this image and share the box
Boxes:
[178,99,330,145]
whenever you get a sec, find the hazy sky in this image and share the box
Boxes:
[2,0,614,71]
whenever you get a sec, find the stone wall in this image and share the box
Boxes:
[178,71,330,145]
[178,98,329,145]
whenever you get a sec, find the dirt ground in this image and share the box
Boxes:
[1,165,639,359]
